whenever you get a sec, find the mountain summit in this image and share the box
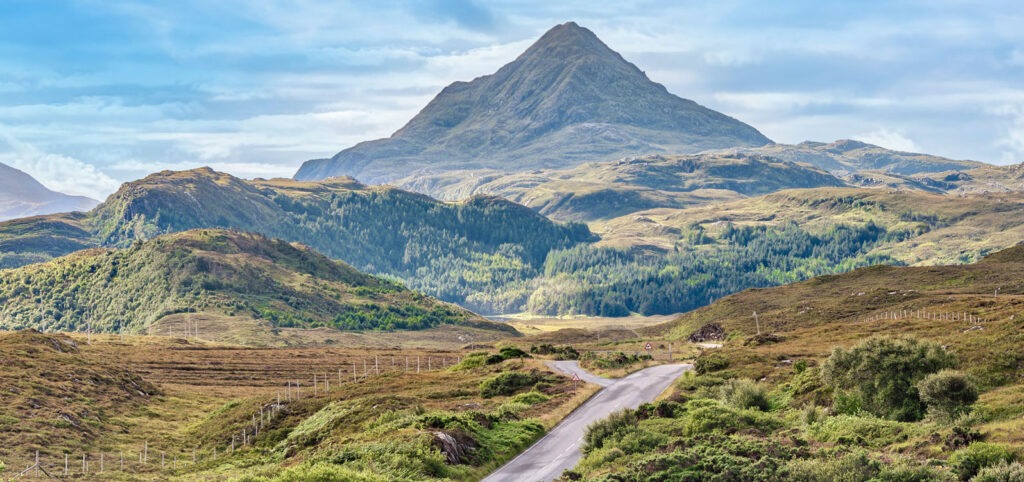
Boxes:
[294,22,771,183]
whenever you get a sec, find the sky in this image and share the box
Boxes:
[1,0,1022,200]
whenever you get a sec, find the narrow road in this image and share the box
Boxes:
[481,361,692,482]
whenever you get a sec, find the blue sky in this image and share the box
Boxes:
[1,0,1022,199]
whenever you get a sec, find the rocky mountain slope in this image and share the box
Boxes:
[294,22,770,183]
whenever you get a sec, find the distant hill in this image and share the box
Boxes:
[0,229,509,339]
[595,187,1024,264]
[0,162,98,221]
[723,139,985,175]
[397,152,846,221]
[295,22,770,184]
[0,168,592,313]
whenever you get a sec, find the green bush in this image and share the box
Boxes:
[450,353,487,370]
[584,410,639,453]
[784,451,880,481]
[479,371,542,398]
[608,433,794,482]
[677,371,725,391]
[508,391,550,405]
[971,461,1024,482]
[821,337,956,421]
[694,352,730,374]
[875,461,955,481]
[261,462,390,481]
[950,443,1017,481]
[807,414,913,448]
[800,404,828,426]
[919,371,979,422]
[530,344,580,360]
[719,378,771,411]
[681,399,783,436]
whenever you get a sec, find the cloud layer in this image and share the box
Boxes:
[1,0,1022,199]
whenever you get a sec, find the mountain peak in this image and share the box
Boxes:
[525,21,609,56]
[295,23,771,183]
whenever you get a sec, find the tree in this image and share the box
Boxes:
[821,337,956,421]
[918,370,978,422]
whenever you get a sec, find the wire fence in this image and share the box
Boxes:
[4,353,464,480]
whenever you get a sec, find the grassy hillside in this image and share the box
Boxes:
[725,139,985,175]
[0,229,508,341]
[564,247,1024,481]
[0,168,592,314]
[397,152,845,221]
[595,188,1024,265]
[0,331,593,481]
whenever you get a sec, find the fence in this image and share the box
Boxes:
[859,308,991,325]
[4,353,464,480]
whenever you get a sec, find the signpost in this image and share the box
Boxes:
[571,372,580,392]
[644,342,653,357]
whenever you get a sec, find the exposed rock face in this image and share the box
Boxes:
[295,22,771,183]
[688,323,726,343]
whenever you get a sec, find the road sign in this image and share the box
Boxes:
[571,373,581,382]
[645,342,653,351]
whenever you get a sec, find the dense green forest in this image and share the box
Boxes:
[519,221,903,316]
[0,170,935,319]
[0,169,593,313]
[0,229,487,334]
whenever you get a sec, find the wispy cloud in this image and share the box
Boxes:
[0,130,120,199]
[0,0,1021,199]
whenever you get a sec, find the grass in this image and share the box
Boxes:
[0,330,597,481]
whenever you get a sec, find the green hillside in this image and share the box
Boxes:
[0,168,592,313]
[565,246,1024,481]
[0,229,506,340]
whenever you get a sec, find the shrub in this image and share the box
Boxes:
[719,378,771,411]
[694,352,729,374]
[875,461,955,481]
[971,461,1024,482]
[584,410,638,453]
[612,433,794,482]
[950,443,1017,481]
[497,346,530,359]
[681,399,783,436]
[919,371,979,422]
[800,404,828,426]
[784,451,880,481]
[821,337,956,421]
[479,371,542,398]
[508,391,549,405]
[807,414,912,448]
[530,344,580,360]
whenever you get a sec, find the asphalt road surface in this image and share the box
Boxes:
[481,361,692,482]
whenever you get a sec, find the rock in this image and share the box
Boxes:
[688,323,726,343]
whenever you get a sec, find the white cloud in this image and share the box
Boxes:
[992,103,1024,163]
[853,128,921,153]
[712,91,893,112]
[0,131,121,199]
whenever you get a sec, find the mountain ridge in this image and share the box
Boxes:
[294,22,771,183]
[0,162,99,221]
